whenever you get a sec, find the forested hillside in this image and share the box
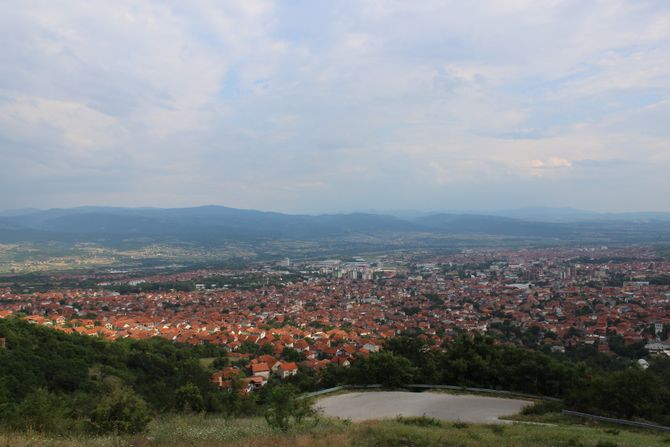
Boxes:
[1,318,669,436]
[0,318,239,433]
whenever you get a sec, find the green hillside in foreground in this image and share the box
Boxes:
[1,414,669,447]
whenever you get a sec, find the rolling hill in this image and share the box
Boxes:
[0,205,668,247]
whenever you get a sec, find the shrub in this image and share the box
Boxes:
[489,424,505,435]
[396,415,442,427]
[89,387,152,434]
[175,382,205,413]
[264,385,315,431]
[13,388,68,433]
[521,400,564,415]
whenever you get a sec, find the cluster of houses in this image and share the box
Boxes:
[0,247,668,373]
[211,356,300,393]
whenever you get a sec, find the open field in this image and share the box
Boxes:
[1,414,670,447]
[315,391,530,423]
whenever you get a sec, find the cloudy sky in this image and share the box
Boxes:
[1,1,669,213]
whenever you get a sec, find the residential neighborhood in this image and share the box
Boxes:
[1,246,669,392]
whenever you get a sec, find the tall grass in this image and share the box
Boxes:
[1,415,669,447]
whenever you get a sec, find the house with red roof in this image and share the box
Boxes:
[273,361,298,378]
[250,362,270,379]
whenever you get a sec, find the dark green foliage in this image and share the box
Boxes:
[396,415,442,427]
[489,424,505,435]
[175,382,205,413]
[346,352,417,387]
[239,340,273,355]
[2,316,670,435]
[112,281,196,294]
[278,366,319,392]
[89,387,151,434]
[648,357,670,390]
[316,364,347,389]
[520,400,564,415]
[385,336,429,367]
[12,388,68,433]
[601,368,666,420]
[607,334,648,359]
[335,333,670,425]
[263,385,315,431]
[281,347,306,362]
[426,334,589,397]
[568,366,670,422]
[0,317,243,434]
[211,356,229,370]
[423,293,444,307]
[401,306,421,316]
[563,343,630,371]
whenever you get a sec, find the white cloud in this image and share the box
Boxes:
[0,1,669,211]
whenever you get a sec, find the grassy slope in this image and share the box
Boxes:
[1,415,669,447]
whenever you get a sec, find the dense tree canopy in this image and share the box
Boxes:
[0,318,238,433]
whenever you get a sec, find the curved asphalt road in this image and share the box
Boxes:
[315,391,529,423]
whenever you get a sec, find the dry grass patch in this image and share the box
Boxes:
[1,415,669,447]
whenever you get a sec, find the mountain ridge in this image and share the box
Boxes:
[1,205,669,246]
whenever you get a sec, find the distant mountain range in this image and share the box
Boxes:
[0,205,669,247]
[360,206,670,223]
[479,206,670,223]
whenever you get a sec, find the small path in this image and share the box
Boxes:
[315,391,529,424]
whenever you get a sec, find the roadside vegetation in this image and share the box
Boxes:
[1,415,670,447]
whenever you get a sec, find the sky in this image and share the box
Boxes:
[1,0,669,214]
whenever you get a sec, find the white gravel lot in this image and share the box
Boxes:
[315,391,529,423]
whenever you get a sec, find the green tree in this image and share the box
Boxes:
[347,352,417,387]
[89,387,152,434]
[264,385,314,431]
[14,388,67,433]
[175,382,205,413]
[282,347,306,362]
[211,356,229,370]
[598,367,667,420]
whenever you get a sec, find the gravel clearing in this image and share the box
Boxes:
[315,391,529,423]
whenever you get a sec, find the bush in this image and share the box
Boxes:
[489,424,505,435]
[264,385,315,431]
[176,382,205,413]
[396,415,442,427]
[521,400,564,415]
[13,388,68,433]
[89,387,152,434]
[211,356,229,370]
